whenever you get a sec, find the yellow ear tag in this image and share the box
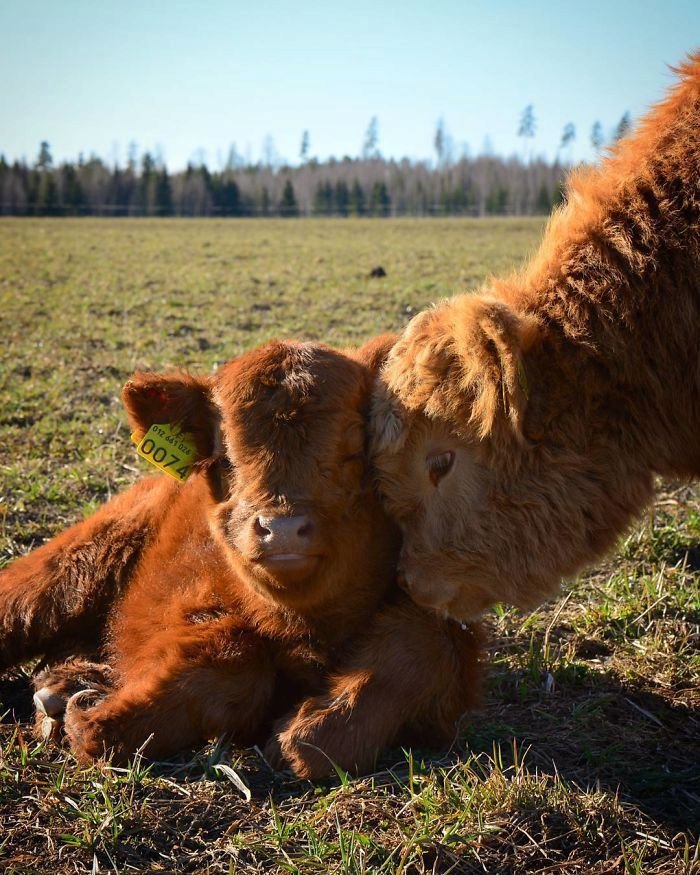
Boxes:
[130,423,197,482]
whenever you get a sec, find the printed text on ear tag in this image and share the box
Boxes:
[131,423,197,482]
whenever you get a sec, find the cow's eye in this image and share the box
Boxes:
[426,450,455,487]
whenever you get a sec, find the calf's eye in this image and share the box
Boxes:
[426,450,455,487]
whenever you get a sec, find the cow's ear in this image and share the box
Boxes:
[449,296,541,441]
[122,371,221,459]
[381,297,541,444]
[352,333,398,374]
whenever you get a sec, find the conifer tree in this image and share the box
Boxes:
[369,181,391,217]
[109,167,125,216]
[299,130,310,164]
[434,118,452,167]
[140,153,157,215]
[36,171,59,215]
[362,117,380,160]
[614,112,632,142]
[36,141,53,170]
[218,177,240,216]
[517,105,536,162]
[334,180,350,217]
[34,141,57,214]
[486,185,508,215]
[313,181,333,215]
[155,168,174,216]
[62,164,85,215]
[349,179,365,215]
[280,179,298,216]
[590,120,604,154]
[536,183,551,214]
[559,122,576,161]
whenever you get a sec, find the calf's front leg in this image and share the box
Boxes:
[266,600,482,779]
[63,625,275,763]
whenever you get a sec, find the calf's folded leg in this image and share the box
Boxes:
[63,624,276,763]
[266,599,481,779]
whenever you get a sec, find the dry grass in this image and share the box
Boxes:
[0,217,698,873]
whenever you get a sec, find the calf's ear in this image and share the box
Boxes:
[370,377,411,454]
[122,371,221,459]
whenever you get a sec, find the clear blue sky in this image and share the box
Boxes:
[2,0,699,170]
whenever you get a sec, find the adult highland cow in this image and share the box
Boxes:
[372,54,700,620]
[0,338,480,779]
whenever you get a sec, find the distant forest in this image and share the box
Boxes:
[1,113,631,218]
[0,150,565,218]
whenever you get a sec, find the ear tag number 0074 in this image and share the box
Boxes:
[131,423,197,482]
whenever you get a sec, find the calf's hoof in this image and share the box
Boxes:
[33,687,67,718]
[31,660,113,745]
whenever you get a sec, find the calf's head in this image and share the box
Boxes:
[123,338,400,612]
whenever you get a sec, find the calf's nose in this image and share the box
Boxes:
[254,514,314,549]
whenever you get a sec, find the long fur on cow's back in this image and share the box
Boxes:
[510,52,700,476]
[519,52,700,336]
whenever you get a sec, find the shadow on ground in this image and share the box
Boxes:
[469,661,699,834]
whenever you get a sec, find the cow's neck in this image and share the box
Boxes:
[507,73,700,479]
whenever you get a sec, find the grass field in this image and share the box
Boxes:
[0,217,698,874]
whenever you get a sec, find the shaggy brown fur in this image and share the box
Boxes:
[0,338,480,778]
[372,53,700,620]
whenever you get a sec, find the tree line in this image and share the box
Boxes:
[0,146,568,218]
[2,110,634,218]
